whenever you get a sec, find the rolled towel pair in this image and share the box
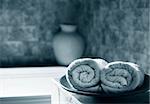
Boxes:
[66,58,145,93]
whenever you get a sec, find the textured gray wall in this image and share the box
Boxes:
[77,0,150,74]
[0,0,80,67]
[0,0,149,74]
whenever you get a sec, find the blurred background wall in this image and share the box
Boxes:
[78,0,150,74]
[0,0,75,66]
[0,0,149,74]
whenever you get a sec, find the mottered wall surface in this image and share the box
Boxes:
[78,0,150,74]
[0,0,80,66]
[0,0,149,74]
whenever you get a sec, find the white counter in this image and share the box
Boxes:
[0,67,66,98]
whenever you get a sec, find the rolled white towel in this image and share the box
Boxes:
[66,58,108,92]
[101,61,145,93]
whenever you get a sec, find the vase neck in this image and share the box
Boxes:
[60,24,77,32]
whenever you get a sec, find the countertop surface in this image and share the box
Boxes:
[0,67,66,98]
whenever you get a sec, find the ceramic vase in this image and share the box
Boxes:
[53,24,85,65]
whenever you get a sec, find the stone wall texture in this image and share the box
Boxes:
[0,0,79,67]
[77,0,150,74]
[0,0,149,74]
